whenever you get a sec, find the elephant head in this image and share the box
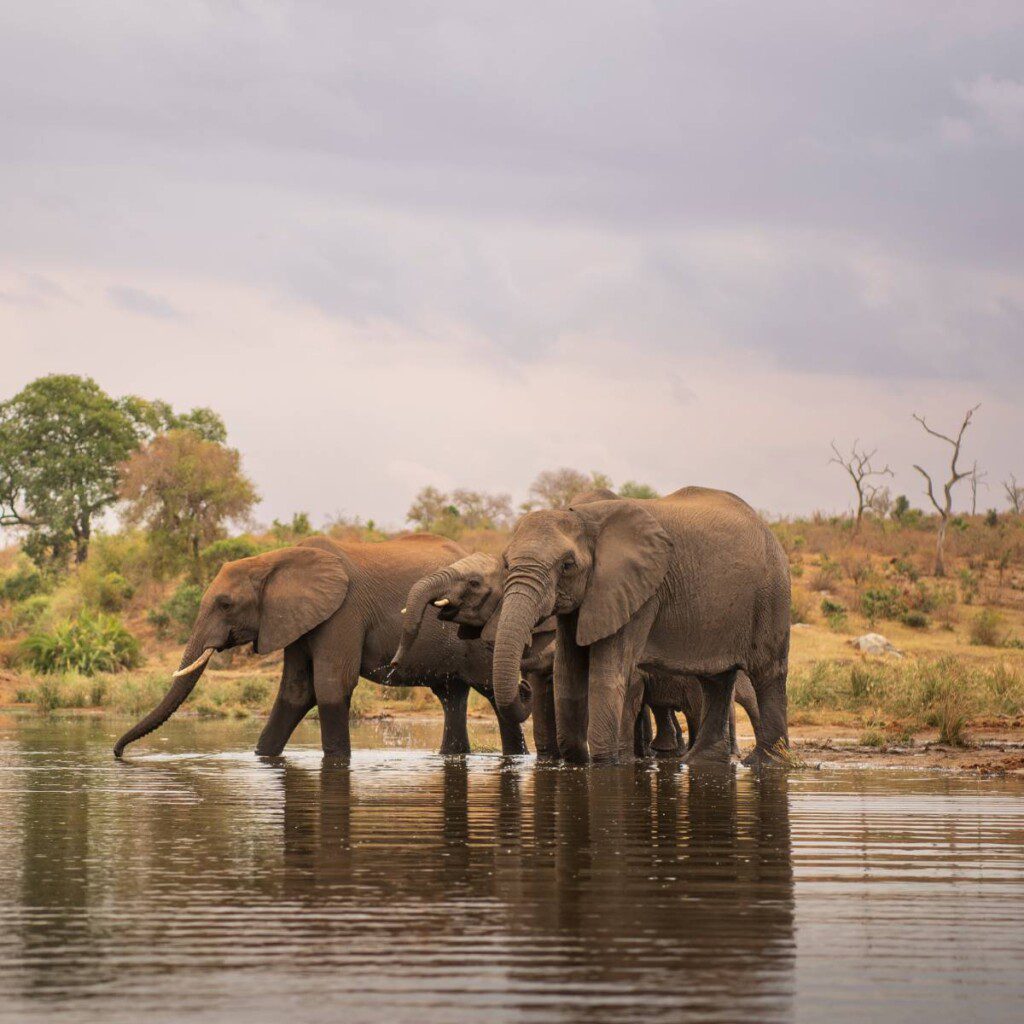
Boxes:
[390,551,505,667]
[490,499,672,722]
[113,540,351,756]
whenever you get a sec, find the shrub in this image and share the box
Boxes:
[23,613,141,675]
[859,730,885,748]
[820,598,847,631]
[958,568,980,605]
[238,678,270,707]
[969,609,1004,647]
[0,560,46,603]
[808,556,842,592]
[149,582,203,641]
[199,536,260,584]
[81,570,134,612]
[901,611,930,629]
[861,586,906,625]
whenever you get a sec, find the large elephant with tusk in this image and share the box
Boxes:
[113,533,530,759]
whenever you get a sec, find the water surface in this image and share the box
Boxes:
[1,715,1022,1023]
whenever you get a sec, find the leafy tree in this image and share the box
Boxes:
[270,512,313,543]
[120,397,227,443]
[406,486,514,537]
[119,430,258,575]
[618,481,659,499]
[525,468,614,510]
[0,375,142,564]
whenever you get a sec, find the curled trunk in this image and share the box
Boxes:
[491,586,540,724]
[113,636,213,757]
[391,566,457,666]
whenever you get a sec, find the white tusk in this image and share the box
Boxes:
[401,607,407,614]
[433,598,450,607]
[172,647,215,678]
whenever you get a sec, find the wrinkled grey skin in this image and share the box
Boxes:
[392,549,763,760]
[490,486,790,767]
[114,534,528,760]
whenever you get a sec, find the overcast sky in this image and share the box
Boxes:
[2,1,1022,528]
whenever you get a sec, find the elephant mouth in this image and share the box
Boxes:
[436,604,461,622]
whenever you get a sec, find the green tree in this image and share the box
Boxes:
[0,375,142,564]
[618,481,659,499]
[120,397,227,443]
[119,430,258,575]
[524,468,613,510]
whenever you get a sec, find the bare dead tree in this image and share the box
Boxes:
[1005,474,1024,515]
[829,440,893,533]
[969,461,988,515]
[911,404,980,576]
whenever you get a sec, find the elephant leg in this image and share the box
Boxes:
[431,680,472,756]
[729,702,740,758]
[554,614,590,764]
[734,670,762,755]
[742,663,790,768]
[634,704,653,757]
[670,710,684,751]
[482,690,529,756]
[683,709,699,749]
[312,651,360,759]
[255,644,315,756]
[683,669,737,767]
[528,670,559,761]
[651,704,681,757]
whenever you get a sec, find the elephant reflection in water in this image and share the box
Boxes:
[274,762,795,1021]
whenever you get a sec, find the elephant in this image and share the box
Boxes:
[392,549,763,760]
[488,486,790,766]
[113,533,530,759]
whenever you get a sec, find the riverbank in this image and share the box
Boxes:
[4,619,1023,774]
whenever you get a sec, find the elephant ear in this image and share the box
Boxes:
[571,500,672,647]
[251,545,351,654]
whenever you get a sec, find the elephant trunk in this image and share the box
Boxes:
[113,635,214,757]
[491,584,543,724]
[391,566,458,667]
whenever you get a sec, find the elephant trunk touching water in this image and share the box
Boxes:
[113,535,529,759]
[113,635,216,756]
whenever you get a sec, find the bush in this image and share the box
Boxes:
[149,582,203,641]
[0,560,46,603]
[199,536,260,584]
[969,609,1005,647]
[23,613,142,675]
[901,611,930,629]
[81,570,134,612]
[820,598,847,631]
[808,556,842,592]
[861,586,906,625]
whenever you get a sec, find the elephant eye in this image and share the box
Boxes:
[216,595,232,609]
[468,579,481,590]
[562,557,576,572]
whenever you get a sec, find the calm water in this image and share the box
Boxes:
[1,715,1023,1024]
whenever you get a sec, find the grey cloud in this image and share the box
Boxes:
[107,286,183,321]
[1,3,1022,396]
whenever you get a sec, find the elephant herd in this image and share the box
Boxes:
[114,485,791,766]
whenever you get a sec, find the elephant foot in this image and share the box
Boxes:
[741,743,794,769]
[254,743,286,757]
[682,741,733,768]
[439,742,471,757]
[652,743,684,759]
